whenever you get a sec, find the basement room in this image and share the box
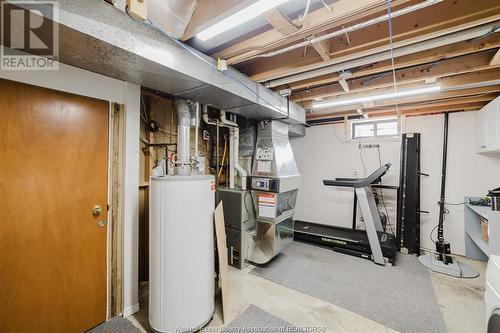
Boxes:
[1,1,500,333]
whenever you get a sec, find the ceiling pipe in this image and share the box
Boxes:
[264,22,500,88]
[245,0,442,63]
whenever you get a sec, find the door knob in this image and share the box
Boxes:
[92,205,103,216]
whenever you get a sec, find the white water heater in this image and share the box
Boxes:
[149,175,215,333]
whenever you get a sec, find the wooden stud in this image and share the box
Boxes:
[110,103,125,317]
[241,4,500,81]
[263,9,298,36]
[212,0,404,62]
[490,49,500,66]
[183,0,243,41]
[263,9,332,62]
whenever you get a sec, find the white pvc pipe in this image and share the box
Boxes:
[233,125,247,191]
[192,102,200,159]
[202,105,216,126]
[229,128,235,189]
[220,111,236,189]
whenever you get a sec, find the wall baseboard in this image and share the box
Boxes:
[123,303,140,318]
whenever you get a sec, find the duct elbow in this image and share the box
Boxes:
[202,104,217,126]
[175,99,191,126]
[234,163,247,190]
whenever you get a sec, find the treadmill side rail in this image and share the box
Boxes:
[356,186,386,265]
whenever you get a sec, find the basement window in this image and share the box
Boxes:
[351,118,398,139]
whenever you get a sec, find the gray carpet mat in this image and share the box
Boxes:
[251,241,447,333]
[87,317,141,333]
[227,304,300,331]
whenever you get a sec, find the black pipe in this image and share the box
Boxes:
[435,112,453,264]
[437,112,449,243]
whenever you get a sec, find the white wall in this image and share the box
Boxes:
[292,123,401,230]
[291,112,500,255]
[0,64,141,316]
[407,113,500,254]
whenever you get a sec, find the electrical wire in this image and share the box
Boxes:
[140,95,150,122]
[140,94,166,160]
[469,25,500,42]
[386,0,401,126]
[376,145,394,235]
[443,201,466,206]
[217,135,228,178]
[332,123,349,143]
[320,0,332,12]
[429,224,439,244]
[298,0,311,23]
[124,6,289,116]
[428,199,463,243]
[358,141,367,177]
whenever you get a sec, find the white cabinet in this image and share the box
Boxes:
[476,96,500,153]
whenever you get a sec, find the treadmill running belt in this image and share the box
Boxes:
[294,220,397,263]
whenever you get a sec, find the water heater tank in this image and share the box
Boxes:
[149,175,215,332]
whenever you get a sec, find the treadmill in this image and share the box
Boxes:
[294,163,397,265]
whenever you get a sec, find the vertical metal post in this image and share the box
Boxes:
[437,113,449,243]
[216,120,220,187]
[352,192,358,230]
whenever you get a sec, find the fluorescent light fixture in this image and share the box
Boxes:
[313,85,441,109]
[197,0,291,41]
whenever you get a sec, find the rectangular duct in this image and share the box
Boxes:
[8,0,305,124]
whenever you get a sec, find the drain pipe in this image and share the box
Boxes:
[175,99,191,175]
[202,105,216,126]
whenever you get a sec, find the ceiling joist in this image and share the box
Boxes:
[285,34,500,91]
[241,1,500,83]
[211,0,397,62]
[263,9,332,62]
[293,50,500,103]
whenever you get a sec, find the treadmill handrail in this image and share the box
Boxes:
[323,163,391,188]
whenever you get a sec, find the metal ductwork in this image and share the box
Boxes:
[247,120,301,264]
[111,0,197,40]
[10,0,305,125]
[175,99,191,175]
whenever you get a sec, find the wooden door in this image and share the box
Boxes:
[0,79,109,332]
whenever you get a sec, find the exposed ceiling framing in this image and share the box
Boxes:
[183,0,500,124]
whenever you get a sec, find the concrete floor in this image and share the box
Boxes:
[128,256,487,333]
